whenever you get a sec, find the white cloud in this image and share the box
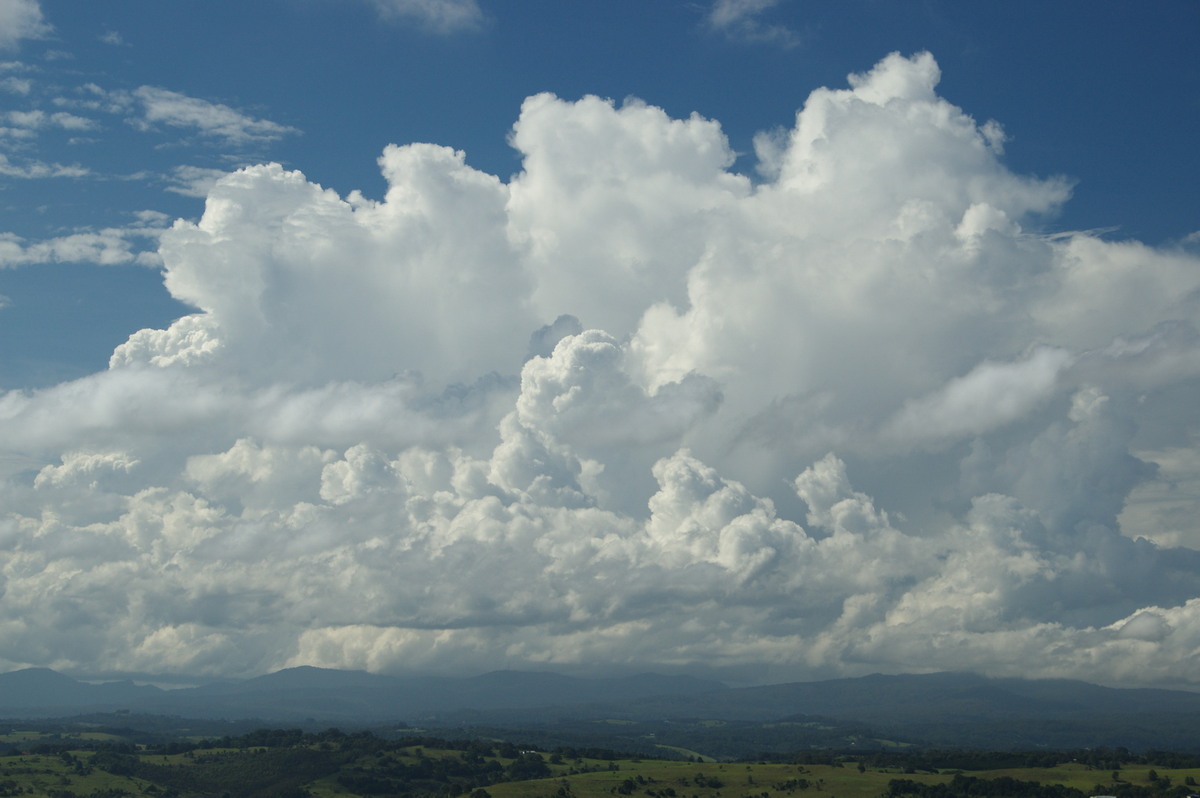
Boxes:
[164,165,229,198]
[0,219,165,268]
[148,148,529,387]
[508,93,748,336]
[1,108,94,131]
[706,0,798,47]
[55,82,134,115]
[1120,445,1200,549]
[0,75,29,93]
[50,111,92,129]
[0,0,49,51]
[369,0,483,33]
[131,86,299,145]
[882,347,1075,446]
[1,52,1199,687]
[0,152,86,177]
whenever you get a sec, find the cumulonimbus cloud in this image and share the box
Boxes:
[1,52,1198,688]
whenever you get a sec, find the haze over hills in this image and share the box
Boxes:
[0,666,727,721]
[3,668,1200,752]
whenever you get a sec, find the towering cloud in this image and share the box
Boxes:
[2,52,1198,687]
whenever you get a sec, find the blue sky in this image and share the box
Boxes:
[3,0,1197,388]
[0,0,1199,687]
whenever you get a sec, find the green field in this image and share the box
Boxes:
[486,760,1200,798]
[0,729,1198,798]
[0,750,155,797]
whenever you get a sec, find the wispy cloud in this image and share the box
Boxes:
[0,151,86,177]
[164,164,229,198]
[48,81,296,146]
[130,86,300,145]
[369,0,484,34]
[707,0,799,47]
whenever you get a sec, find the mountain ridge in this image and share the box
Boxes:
[3,667,1200,751]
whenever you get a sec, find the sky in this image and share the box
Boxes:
[0,0,1199,690]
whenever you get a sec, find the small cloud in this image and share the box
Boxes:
[51,111,93,130]
[0,293,10,309]
[2,107,39,126]
[752,125,788,180]
[98,30,125,46]
[133,209,171,225]
[706,0,799,47]
[0,0,50,51]
[0,124,34,139]
[0,152,87,178]
[132,86,300,145]
[0,108,94,131]
[165,164,229,198]
[980,119,1007,154]
[369,0,484,34]
[0,220,166,268]
[55,82,134,115]
[0,74,28,93]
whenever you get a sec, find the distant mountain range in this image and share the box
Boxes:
[0,666,726,722]
[3,667,1200,752]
